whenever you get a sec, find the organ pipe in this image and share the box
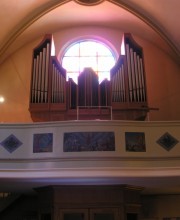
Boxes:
[111,33,147,106]
[126,44,133,102]
[31,58,36,103]
[133,52,139,102]
[35,55,39,103]
[140,58,146,101]
[41,47,46,103]
[45,43,49,103]
[30,35,66,110]
[121,64,125,101]
[137,55,142,101]
[130,48,136,101]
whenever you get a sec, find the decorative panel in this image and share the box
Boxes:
[63,132,115,152]
[125,132,146,152]
[33,133,53,153]
[0,134,22,153]
[156,132,179,151]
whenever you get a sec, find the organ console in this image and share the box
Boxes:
[29,33,156,121]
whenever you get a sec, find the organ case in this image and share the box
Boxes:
[29,33,153,121]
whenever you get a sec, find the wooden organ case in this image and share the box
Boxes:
[29,33,152,122]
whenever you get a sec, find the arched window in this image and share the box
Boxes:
[61,40,116,83]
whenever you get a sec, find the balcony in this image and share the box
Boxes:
[0,120,179,194]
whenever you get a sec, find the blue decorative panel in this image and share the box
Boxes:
[125,132,146,152]
[33,133,53,153]
[156,132,179,151]
[63,132,115,152]
[0,134,23,153]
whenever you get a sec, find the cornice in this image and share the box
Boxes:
[0,166,180,178]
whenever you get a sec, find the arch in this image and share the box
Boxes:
[0,0,179,62]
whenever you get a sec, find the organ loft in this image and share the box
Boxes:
[29,33,156,122]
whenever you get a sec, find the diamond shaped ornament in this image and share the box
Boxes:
[156,132,179,151]
[1,134,23,153]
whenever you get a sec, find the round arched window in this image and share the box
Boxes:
[61,40,116,83]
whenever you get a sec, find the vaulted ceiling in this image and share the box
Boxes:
[0,0,180,64]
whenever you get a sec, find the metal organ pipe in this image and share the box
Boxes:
[38,51,43,103]
[119,67,122,102]
[55,67,58,103]
[121,68,124,102]
[118,69,122,102]
[116,70,119,102]
[130,48,137,102]
[57,67,59,102]
[35,55,39,103]
[111,60,126,103]
[41,47,46,103]
[51,61,65,104]
[137,55,143,102]
[45,43,50,103]
[125,43,147,103]
[140,58,146,102]
[121,64,125,102]
[119,69,121,102]
[55,64,58,103]
[117,70,120,102]
[126,44,132,102]
[31,42,50,104]
[55,66,58,103]
[31,58,36,103]
[111,76,115,102]
[52,63,55,103]
[133,51,140,102]
[61,74,64,102]
[58,73,61,103]
[114,73,118,102]
[59,70,62,103]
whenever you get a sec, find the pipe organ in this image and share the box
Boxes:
[30,37,50,104]
[29,35,66,121]
[125,35,146,103]
[110,33,149,120]
[29,33,153,121]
